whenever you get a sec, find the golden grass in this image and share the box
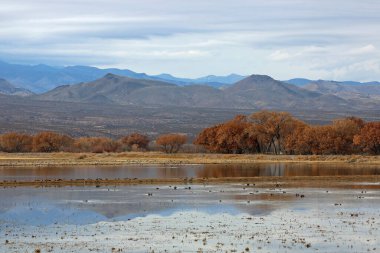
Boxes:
[0,152,379,167]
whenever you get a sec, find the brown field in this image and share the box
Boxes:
[2,94,380,139]
[0,152,379,167]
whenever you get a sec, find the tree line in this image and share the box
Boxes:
[0,132,187,153]
[194,111,380,155]
[0,111,379,155]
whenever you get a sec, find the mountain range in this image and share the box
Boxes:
[0,78,33,96]
[0,59,378,111]
[2,60,379,94]
[1,60,380,137]
[285,78,380,87]
[0,60,245,93]
[303,80,380,100]
[36,73,378,111]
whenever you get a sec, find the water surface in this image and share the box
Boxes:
[1,163,379,181]
[0,183,379,252]
[1,163,379,252]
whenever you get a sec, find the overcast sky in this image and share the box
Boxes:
[0,0,379,81]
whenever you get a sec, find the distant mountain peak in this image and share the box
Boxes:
[156,73,176,78]
[229,74,281,91]
[103,73,121,79]
[247,74,274,81]
[228,73,243,77]
[0,78,34,96]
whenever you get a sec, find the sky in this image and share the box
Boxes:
[0,0,380,81]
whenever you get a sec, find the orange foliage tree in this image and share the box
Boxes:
[156,134,187,153]
[74,137,121,153]
[32,132,74,152]
[120,133,150,151]
[248,111,301,154]
[331,117,365,154]
[195,112,372,155]
[0,112,376,155]
[0,132,33,152]
[196,111,306,155]
[193,124,221,152]
[284,117,365,155]
[283,124,315,155]
[194,115,260,153]
[310,125,340,155]
[353,122,380,154]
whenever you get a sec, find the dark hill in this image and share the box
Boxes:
[224,75,350,110]
[37,73,378,111]
[0,78,33,96]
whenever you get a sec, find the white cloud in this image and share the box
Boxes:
[328,60,380,81]
[150,50,210,58]
[349,44,376,55]
[269,50,292,61]
[0,0,380,80]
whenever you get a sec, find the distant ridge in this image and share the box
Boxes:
[284,78,313,86]
[36,73,371,111]
[0,60,378,94]
[285,78,380,87]
[303,80,380,101]
[0,60,245,93]
[0,78,34,96]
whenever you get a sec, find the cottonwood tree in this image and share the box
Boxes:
[331,117,365,154]
[74,137,120,153]
[193,124,221,152]
[353,122,380,154]
[195,112,375,156]
[194,115,260,153]
[32,132,74,152]
[283,124,315,155]
[248,111,298,154]
[0,132,33,152]
[120,133,150,151]
[284,117,365,155]
[156,134,187,153]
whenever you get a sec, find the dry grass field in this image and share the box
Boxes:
[0,152,379,167]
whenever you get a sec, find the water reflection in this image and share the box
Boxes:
[0,163,379,181]
[198,163,380,178]
[0,183,377,227]
[0,185,278,226]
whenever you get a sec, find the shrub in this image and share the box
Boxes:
[32,132,74,152]
[120,133,150,151]
[353,122,380,154]
[156,134,187,153]
[74,137,121,153]
[0,132,33,152]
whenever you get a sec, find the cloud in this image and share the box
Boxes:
[349,44,376,55]
[269,50,291,61]
[0,0,380,80]
[150,50,210,58]
[268,46,328,61]
[329,59,380,81]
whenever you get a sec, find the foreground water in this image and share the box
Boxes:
[1,181,379,252]
[1,163,379,181]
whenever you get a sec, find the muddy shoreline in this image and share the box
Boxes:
[2,175,379,188]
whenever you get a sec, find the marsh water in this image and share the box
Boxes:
[1,163,379,181]
[0,183,379,226]
[0,163,379,252]
[1,183,379,252]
